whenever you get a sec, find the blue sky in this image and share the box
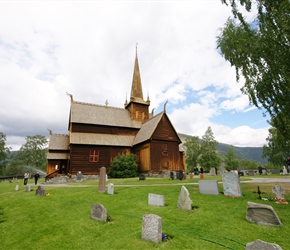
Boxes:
[0,0,270,150]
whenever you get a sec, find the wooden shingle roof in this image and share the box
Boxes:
[70,101,142,128]
[48,134,69,150]
[70,132,135,146]
[133,112,164,145]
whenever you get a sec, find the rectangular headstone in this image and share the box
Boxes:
[107,183,114,195]
[15,185,19,191]
[25,185,31,192]
[222,172,242,197]
[199,180,219,195]
[142,214,162,243]
[76,171,82,182]
[98,167,106,193]
[148,193,165,206]
[209,168,216,175]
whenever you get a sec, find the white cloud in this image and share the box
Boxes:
[0,1,269,150]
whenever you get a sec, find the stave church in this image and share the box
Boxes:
[46,49,185,178]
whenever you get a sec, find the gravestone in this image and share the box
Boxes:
[248,170,255,176]
[98,167,106,193]
[91,203,107,222]
[25,185,31,192]
[209,167,216,175]
[246,202,282,226]
[76,171,82,182]
[177,186,192,210]
[15,185,19,191]
[170,171,174,180]
[139,174,146,181]
[222,172,242,197]
[142,214,162,243]
[148,193,165,206]
[107,183,114,195]
[282,166,287,175]
[199,180,219,195]
[35,186,46,196]
[272,185,288,204]
[246,239,282,250]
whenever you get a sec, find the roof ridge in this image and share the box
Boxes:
[74,101,126,111]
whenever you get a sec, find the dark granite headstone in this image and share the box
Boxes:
[35,186,46,196]
[170,171,174,180]
[178,170,183,180]
[76,171,82,182]
[139,174,146,181]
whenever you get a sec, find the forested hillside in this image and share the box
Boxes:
[179,133,267,165]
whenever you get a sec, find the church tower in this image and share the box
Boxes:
[125,47,150,122]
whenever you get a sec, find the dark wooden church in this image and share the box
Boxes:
[46,50,185,178]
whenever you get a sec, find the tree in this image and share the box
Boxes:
[16,135,48,171]
[262,120,290,167]
[224,146,239,170]
[217,0,290,141]
[199,127,221,171]
[184,136,201,172]
[0,132,11,175]
[109,153,138,178]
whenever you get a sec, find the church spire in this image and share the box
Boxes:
[130,44,144,101]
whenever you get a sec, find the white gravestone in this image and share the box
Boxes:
[177,186,192,210]
[148,193,165,206]
[199,180,219,195]
[107,183,114,195]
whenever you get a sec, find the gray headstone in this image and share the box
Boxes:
[199,180,219,195]
[209,167,216,175]
[25,185,31,192]
[15,184,19,191]
[107,183,114,195]
[246,202,282,226]
[142,214,162,243]
[76,171,82,182]
[177,186,192,210]
[35,186,46,196]
[98,167,106,193]
[246,239,282,250]
[91,203,107,222]
[222,172,242,197]
[272,185,288,204]
[148,193,165,206]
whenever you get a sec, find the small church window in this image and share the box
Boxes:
[89,150,99,162]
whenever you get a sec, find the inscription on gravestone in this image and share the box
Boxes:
[222,172,242,197]
[98,167,106,193]
[142,214,162,243]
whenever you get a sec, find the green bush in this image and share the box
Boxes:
[109,153,138,178]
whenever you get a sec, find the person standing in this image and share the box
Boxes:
[34,172,40,185]
[24,171,29,185]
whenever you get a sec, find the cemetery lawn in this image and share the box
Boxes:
[0,176,289,250]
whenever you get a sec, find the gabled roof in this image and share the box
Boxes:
[48,134,69,150]
[133,112,164,145]
[70,132,135,146]
[70,101,142,128]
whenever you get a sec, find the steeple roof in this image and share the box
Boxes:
[130,47,143,100]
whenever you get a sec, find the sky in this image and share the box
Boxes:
[0,0,270,151]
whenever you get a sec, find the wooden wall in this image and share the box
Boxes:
[70,144,132,175]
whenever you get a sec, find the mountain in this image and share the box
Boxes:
[178,133,267,165]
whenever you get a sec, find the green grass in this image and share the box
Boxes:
[0,176,289,250]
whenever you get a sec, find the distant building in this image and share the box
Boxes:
[46,49,185,178]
